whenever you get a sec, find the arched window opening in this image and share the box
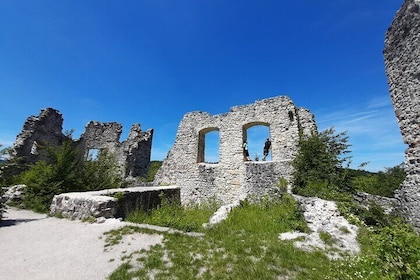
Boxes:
[198,128,220,163]
[243,124,271,161]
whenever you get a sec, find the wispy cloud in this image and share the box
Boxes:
[314,95,406,172]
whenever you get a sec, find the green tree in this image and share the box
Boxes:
[292,127,352,198]
[18,140,127,212]
[376,163,406,197]
[352,163,406,197]
[20,139,83,212]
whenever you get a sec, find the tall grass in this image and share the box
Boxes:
[109,194,333,280]
[109,193,420,280]
[126,196,218,232]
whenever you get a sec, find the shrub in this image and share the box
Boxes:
[375,221,420,279]
[18,140,125,212]
[292,127,352,199]
[19,140,82,212]
[81,149,126,191]
[352,163,406,197]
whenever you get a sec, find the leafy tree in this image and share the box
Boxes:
[352,163,406,197]
[292,127,352,198]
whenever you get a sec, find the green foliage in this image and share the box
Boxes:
[319,231,335,246]
[126,195,218,232]
[221,194,310,235]
[375,222,420,279]
[82,149,126,191]
[352,163,406,197]
[327,221,420,280]
[17,140,125,212]
[292,127,352,199]
[19,140,82,212]
[138,160,162,182]
[337,200,398,228]
[276,177,288,193]
[109,193,420,280]
[109,195,327,280]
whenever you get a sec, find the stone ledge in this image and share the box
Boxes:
[50,186,180,220]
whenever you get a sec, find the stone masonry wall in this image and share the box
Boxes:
[77,121,153,177]
[13,108,153,178]
[154,96,317,205]
[384,0,420,228]
[13,108,67,164]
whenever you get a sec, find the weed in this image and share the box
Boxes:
[339,226,351,234]
[319,231,335,246]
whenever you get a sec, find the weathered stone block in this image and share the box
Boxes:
[50,186,180,220]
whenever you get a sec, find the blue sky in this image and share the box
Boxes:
[0,0,406,172]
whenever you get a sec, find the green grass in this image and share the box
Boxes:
[108,194,336,280]
[106,194,420,280]
[125,197,219,232]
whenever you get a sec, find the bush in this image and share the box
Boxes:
[375,221,420,279]
[352,163,406,197]
[81,149,126,191]
[19,140,82,212]
[18,140,125,212]
[292,127,352,199]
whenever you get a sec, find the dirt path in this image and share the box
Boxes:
[0,207,163,280]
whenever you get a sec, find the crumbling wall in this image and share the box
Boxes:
[13,108,153,178]
[77,121,153,177]
[384,0,420,228]
[154,96,317,205]
[13,108,67,163]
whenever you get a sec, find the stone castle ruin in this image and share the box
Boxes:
[13,108,153,178]
[154,96,316,205]
[384,0,420,229]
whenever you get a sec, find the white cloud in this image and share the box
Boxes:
[314,95,406,172]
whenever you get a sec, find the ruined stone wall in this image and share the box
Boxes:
[13,108,67,163]
[76,121,153,177]
[154,96,317,205]
[13,108,153,178]
[384,0,420,228]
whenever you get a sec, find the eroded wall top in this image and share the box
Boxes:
[13,108,153,178]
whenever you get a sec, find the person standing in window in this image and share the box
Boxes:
[243,141,251,161]
[262,138,271,161]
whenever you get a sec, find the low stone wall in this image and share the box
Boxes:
[353,192,399,215]
[50,186,180,220]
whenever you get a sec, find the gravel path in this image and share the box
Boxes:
[0,208,163,280]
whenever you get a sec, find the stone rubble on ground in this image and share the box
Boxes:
[279,195,360,260]
[3,184,26,205]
